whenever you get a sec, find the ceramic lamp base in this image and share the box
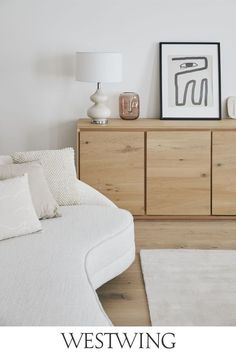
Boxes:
[87,84,110,125]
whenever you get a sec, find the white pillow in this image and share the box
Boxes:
[12,148,80,206]
[0,162,60,220]
[0,155,13,165]
[0,175,42,241]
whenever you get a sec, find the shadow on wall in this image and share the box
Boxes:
[19,120,77,153]
[54,119,77,150]
[141,43,159,117]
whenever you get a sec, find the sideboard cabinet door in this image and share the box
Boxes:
[147,131,211,215]
[80,131,145,215]
[212,131,236,215]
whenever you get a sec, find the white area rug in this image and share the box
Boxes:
[140,249,236,326]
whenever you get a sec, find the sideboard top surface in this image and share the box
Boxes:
[77,118,236,131]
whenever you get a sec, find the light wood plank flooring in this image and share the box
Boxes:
[97,220,236,326]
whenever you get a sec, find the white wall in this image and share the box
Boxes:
[0,0,235,154]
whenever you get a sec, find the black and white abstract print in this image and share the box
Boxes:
[168,55,213,108]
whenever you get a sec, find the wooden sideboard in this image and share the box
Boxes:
[77,118,236,219]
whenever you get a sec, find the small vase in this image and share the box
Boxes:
[119,92,140,120]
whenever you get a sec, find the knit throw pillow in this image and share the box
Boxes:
[12,148,80,206]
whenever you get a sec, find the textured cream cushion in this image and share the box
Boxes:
[0,162,60,219]
[0,155,13,165]
[0,175,42,241]
[12,148,80,206]
[0,205,134,325]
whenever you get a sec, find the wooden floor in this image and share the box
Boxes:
[97,220,236,326]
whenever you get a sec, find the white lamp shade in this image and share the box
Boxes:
[75,52,122,83]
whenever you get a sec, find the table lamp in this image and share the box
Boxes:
[75,52,123,124]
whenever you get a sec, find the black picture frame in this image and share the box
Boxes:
[160,42,221,120]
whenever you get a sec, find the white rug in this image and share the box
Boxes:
[140,249,236,326]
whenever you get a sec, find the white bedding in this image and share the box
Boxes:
[0,205,134,326]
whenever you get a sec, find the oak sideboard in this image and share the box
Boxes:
[77,118,236,219]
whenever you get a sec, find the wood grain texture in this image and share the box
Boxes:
[135,215,236,220]
[212,131,236,215]
[147,131,211,215]
[78,118,236,132]
[79,131,145,215]
[77,119,236,218]
[98,219,236,326]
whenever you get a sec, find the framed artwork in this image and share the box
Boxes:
[160,42,221,120]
